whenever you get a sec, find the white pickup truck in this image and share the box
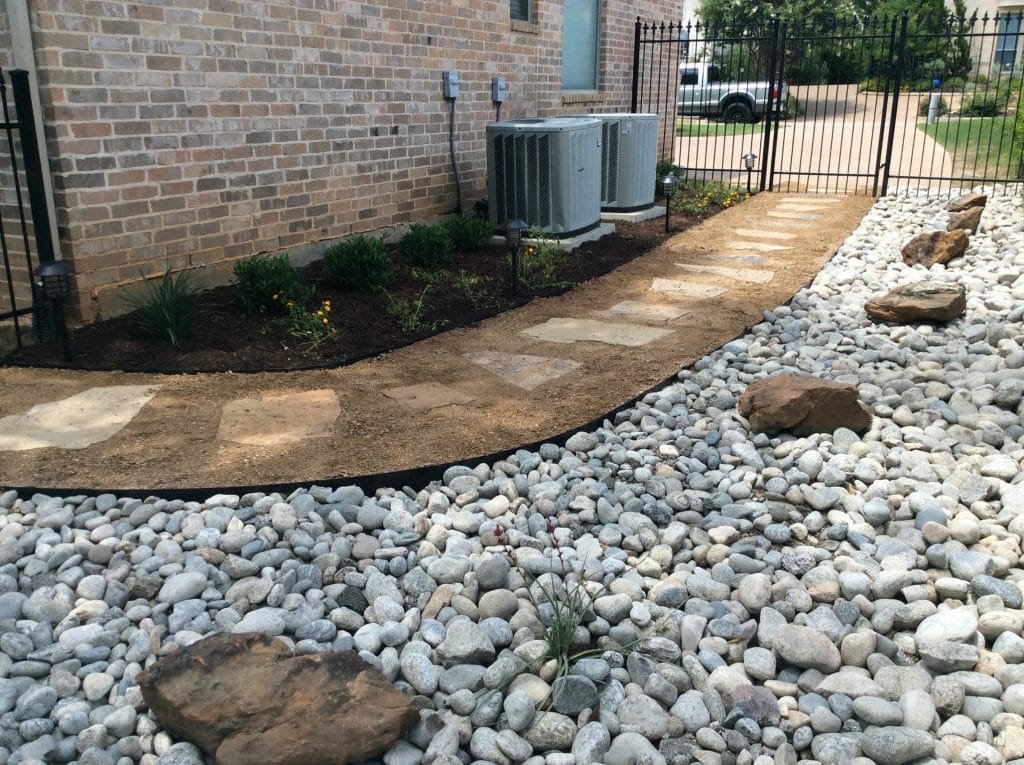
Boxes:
[677,62,787,123]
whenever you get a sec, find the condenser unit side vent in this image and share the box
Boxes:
[602,120,620,207]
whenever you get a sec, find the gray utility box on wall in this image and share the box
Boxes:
[486,117,602,237]
[581,113,658,211]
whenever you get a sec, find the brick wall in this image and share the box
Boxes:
[28,0,677,320]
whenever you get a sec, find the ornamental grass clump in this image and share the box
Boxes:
[232,253,309,313]
[120,269,203,347]
[322,234,394,291]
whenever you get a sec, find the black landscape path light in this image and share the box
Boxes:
[661,172,678,234]
[504,218,527,296]
[742,152,757,194]
[33,259,73,361]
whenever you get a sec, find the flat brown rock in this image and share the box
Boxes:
[137,633,418,765]
[865,281,966,323]
[901,229,969,267]
[946,192,987,212]
[738,373,871,436]
[948,206,983,234]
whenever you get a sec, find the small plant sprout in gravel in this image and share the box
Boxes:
[0,191,1023,765]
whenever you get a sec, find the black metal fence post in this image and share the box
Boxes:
[9,69,55,265]
[631,18,642,114]
[879,15,909,197]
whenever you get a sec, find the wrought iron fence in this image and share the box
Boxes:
[0,67,56,353]
[632,12,1024,196]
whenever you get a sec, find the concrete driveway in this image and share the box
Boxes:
[674,83,954,194]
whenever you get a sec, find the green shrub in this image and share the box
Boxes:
[398,223,453,268]
[232,253,308,313]
[961,93,1006,118]
[918,95,950,118]
[264,298,336,347]
[120,269,202,347]
[441,215,494,253]
[671,181,744,215]
[516,231,570,291]
[322,234,393,291]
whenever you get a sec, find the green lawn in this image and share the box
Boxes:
[676,120,765,137]
[919,115,1024,181]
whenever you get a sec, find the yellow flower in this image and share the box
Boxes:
[272,294,279,300]
[286,301,294,307]
[322,318,329,325]
[316,310,323,317]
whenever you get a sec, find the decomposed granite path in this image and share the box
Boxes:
[0,193,873,491]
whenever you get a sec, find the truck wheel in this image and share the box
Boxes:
[722,102,754,124]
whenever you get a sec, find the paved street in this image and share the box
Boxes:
[675,83,954,194]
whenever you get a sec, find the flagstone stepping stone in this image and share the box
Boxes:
[733,228,795,240]
[776,203,830,212]
[603,300,691,322]
[381,382,474,411]
[523,318,672,346]
[217,389,341,445]
[464,351,582,391]
[0,385,161,451]
[650,279,726,299]
[673,263,774,284]
[767,211,822,221]
[729,241,791,252]
[781,197,842,204]
[751,218,812,229]
[693,252,767,265]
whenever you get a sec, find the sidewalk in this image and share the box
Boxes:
[0,192,873,493]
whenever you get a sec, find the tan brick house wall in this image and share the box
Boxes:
[24,0,678,320]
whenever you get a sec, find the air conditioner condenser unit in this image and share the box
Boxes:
[581,113,658,211]
[486,117,602,237]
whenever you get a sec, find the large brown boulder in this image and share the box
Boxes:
[138,633,418,765]
[901,230,969,267]
[738,373,871,435]
[865,281,967,323]
[947,206,983,234]
[946,192,986,212]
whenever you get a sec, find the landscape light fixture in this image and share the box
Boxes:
[504,218,528,296]
[33,259,73,361]
[661,172,678,233]
[742,152,757,194]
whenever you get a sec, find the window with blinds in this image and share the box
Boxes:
[511,0,529,22]
[562,0,600,90]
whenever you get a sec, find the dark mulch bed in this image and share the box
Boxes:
[6,214,701,374]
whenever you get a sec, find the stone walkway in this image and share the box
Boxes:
[0,193,873,490]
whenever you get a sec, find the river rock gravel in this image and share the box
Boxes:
[0,189,1022,765]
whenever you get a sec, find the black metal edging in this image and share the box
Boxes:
[1,241,839,502]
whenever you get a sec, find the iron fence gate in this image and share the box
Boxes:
[0,66,56,353]
[632,12,1024,195]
